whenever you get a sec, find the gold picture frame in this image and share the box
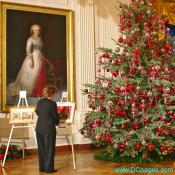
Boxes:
[0,2,75,112]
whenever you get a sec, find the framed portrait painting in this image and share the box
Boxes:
[0,2,75,112]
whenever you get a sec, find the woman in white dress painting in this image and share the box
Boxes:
[7,24,46,101]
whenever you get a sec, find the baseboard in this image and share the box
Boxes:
[28,143,95,154]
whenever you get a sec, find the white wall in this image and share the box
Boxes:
[0,0,123,148]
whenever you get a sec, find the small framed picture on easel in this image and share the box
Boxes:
[56,102,75,124]
[9,107,36,124]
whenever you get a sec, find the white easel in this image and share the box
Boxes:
[17,91,29,108]
[2,91,37,167]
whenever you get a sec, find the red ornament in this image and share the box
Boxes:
[133,123,139,129]
[147,66,152,71]
[147,38,154,48]
[166,129,172,136]
[111,70,118,77]
[116,100,124,107]
[118,37,123,43]
[127,21,131,27]
[105,134,112,143]
[115,59,122,65]
[131,35,137,42]
[156,85,163,92]
[102,53,110,58]
[118,148,124,153]
[150,26,156,31]
[100,133,106,140]
[114,87,121,93]
[1,145,6,150]
[121,124,126,129]
[142,152,149,158]
[138,11,142,22]
[148,38,154,44]
[132,57,140,63]
[0,153,4,161]
[120,143,126,149]
[166,102,171,106]
[139,103,145,110]
[126,40,132,47]
[147,101,152,107]
[135,143,142,150]
[98,94,105,99]
[167,146,173,152]
[157,131,162,136]
[126,83,135,91]
[142,118,149,123]
[119,111,126,116]
[133,114,139,119]
[157,127,163,133]
[129,100,134,105]
[165,43,171,50]
[148,144,155,151]
[93,119,101,128]
[146,18,152,25]
[166,110,172,115]
[133,47,140,56]
[113,109,119,116]
[10,146,14,151]
[160,146,166,152]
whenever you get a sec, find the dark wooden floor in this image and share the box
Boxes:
[0,149,174,175]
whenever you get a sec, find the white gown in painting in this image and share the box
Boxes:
[7,35,46,101]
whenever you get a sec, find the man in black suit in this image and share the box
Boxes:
[35,85,59,173]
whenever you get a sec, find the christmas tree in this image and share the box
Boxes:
[80,0,175,163]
